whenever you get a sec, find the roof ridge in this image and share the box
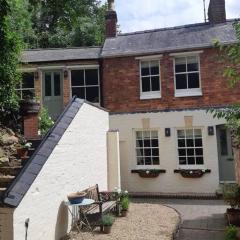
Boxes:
[24,46,102,52]
[118,19,240,37]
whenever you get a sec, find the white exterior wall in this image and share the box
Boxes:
[13,103,109,240]
[110,110,226,194]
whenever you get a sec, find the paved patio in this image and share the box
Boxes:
[133,198,228,240]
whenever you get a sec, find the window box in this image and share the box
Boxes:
[174,169,211,178]
[131,169,166,178]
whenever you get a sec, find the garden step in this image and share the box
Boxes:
[0,175,15,188]
[0,166,22,176]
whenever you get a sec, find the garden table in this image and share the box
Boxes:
[65,198,95,239]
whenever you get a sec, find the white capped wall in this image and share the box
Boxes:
[13,103,109,240]
[110,109,226,194]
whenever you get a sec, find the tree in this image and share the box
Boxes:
[28,0,107,48]
[211,21,240,183]
[0,0,24,117]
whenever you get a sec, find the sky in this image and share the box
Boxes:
[109,0,240,33]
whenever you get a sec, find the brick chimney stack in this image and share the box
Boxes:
[105,0,118,38]
[208,0,226,24]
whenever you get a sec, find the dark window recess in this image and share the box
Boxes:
[220,129,228,156]
[71,70,84,86]
[85,69,99,85]
[142,77,151,92]
[72,87,85,99]
[22,73,34,88]
[86,87,99,102]
[176,74,187,89]
[45,73,52,97]
[54,73,61,96]
[188,73,200,88]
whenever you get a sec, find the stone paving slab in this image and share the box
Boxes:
[177,229,225,240]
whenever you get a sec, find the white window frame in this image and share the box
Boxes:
[16,72,35,99]
[173,54,202,97]
[175,127,205,169]
[134,129,161,168]
[69,66,100,104]
[139,59,161,100]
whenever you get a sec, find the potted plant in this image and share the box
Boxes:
[120,196,130,217]
[19,97,40,116]
[101,214,115,234]
[67,191,86,204]
[16,138,32,158]
[223,184,240,226]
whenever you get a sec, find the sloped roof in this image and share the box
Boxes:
[2,97,84,207]
[101,20,238,58]
[22,47,101,63]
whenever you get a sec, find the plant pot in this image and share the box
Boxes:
[67,192,86,204]
[138,171,160,178]
[180,170,204,178]
[227,208,240,226]
[20,99,40,116]
[17,148,28,158]
[121,210,128,217]
[103,225,112,234]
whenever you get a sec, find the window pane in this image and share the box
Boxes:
[136,149,143,157]
[150,61,159,75]
[152,148,159,156]
[187,56,198,71]
[136,139,143,147]
[194,129,202,138]
[144,139,151,147]
[196,157,204,165]
[142,77,151,92]
[176,74,187,89]
[151,139,158,147]
[45,73,52,96]
[71,70,84,86]
[195,148,203,156]
[188,73,200,88]
[151,131,158,138]
[186,139,194,147]
[72,87,85,99]
[85,69,99,86]
[187,157,195,164]
[175,57,186,72]
[136,131,142,139]
[54,73,61,96]
[144,148,151,156]
[137,157,144,165]
[153,157,159,165]
[186,129,194,138]
[177,130,185,138]
[195,138,203,147]
[141,62,150,76]
[187,148,194,156]
[179,157,187,165]
[143,131,151,139]
[22,72,34,88]
[151,76,160,91]
[22,89,35,99]
[178,139,185,147]
[178,149,186,156]
[86,87,99,102]
[220,129,228,156]
[145,157,152,165]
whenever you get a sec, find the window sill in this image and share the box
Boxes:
[175,90,202,98]
[140,92,161,100]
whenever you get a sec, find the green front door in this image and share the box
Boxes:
[217,125,236,182]
[42,71,63,120]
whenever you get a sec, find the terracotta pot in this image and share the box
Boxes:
[227,208,240,226]
[103,226,112,234]
[17,148,28,158]
[121,210,128,217]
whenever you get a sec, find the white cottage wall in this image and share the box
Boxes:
[13,103,109,240]
[110,110,226,194]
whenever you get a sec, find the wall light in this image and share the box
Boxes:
[64,70,68,78]
[208,126,214,136]
[165,128,171,137]
[34,71,39,79]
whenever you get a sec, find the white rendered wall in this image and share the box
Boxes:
[110,110,226,194]
[13,103,109,240]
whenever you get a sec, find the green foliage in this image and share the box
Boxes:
[39,107,54,135]
[120,196,130,211]
[223,184,240,209]
[101,214,115,226]
[0,0,25,120]
[28,0,108,48]
[225,225,237,240]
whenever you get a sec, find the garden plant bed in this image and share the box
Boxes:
[70,202,180,240]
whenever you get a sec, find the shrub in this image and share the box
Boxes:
[223,184,240,209]
[101,214,115,226]
[38,107,54,136]
[225,225,237,240]
[121,196,129,211]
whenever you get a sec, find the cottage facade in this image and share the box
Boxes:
[19,0,239,195]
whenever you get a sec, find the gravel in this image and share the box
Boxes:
[70,202,180,240]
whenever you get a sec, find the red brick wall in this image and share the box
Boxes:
[24,113,39,140]
[102,48,240,113]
